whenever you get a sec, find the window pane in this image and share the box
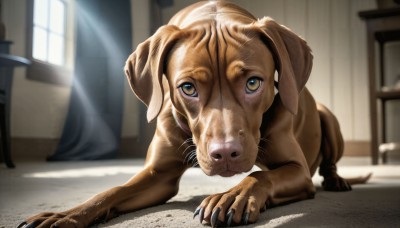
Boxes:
[48,33,64,65]
[33,26,48,61]
[34,0,49,28]
[49,0,65,35]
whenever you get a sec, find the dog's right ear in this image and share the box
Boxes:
[124,25,182,122]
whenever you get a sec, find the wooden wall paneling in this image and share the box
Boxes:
[160,0,197,24]
[306,0,332,109]
[258,0,285,22]
[331,0,354,140]
[284,0,308,39]
[350,0,376,140]
[384,43,400,142]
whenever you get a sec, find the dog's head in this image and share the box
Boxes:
[125,6,312,177]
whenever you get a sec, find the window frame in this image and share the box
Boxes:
[26,0,74,86]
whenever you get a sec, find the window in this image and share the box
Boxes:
[33,0,66,65]
[27,0,75,85]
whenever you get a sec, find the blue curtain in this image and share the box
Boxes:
[48,0,132,161]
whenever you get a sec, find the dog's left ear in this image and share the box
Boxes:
[255,17,313,115]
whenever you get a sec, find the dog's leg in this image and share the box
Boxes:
[317,103,352,191]
[20,134,188,228]
[195,166,315,227]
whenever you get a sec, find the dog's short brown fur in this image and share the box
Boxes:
[20,2,369,227]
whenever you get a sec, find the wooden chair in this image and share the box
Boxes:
[0,41,30,168]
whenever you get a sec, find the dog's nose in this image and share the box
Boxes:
[209,141,243,162]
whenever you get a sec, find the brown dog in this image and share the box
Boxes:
[20,1,369,227]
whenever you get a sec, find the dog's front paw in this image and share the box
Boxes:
[194,175,268,227]
[18,210,89,228]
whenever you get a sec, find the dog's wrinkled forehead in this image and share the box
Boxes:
[169,23,260,70]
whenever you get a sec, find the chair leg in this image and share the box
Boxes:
[3,135,15,168]
[0,104,14,168]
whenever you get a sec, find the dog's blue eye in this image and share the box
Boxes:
[246,77,262,94]
[180,82,198,97]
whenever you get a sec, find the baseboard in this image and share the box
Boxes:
[10,137,146,161]
[12,137,59,161]
[344,140,370,156]
[9,137,371,161]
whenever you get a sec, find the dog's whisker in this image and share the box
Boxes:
[182,145,196,157]
[183,148,198,165]
[192,161,199,168]
[183,150,193,163]
[183,149,196,163]
[259,137,271,143]
[182,143,195,150]
[190,151,198,163]
[179,139,196,159]
[188,152,197,161]
[178,138,194,151]
[258,146,266,154]
[189,154,199,167]
[257,145,267,162]
[257,150,263,157]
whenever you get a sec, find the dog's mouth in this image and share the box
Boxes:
[197,153,254,177]
[208,164,252,177]
[218,169,243,177]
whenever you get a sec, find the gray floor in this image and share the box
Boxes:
[1,157,400,227]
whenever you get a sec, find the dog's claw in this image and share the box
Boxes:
[211,207,220,228]
[22,223,36,228]
[16,221,27,228]
[193,207,201,219]
[242,212,250,225]
[199,207,205,224]
[226,209,234,227]
[345,181,352,191]
[27,223,37,228]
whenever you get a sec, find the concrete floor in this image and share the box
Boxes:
[1,156,400,227]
